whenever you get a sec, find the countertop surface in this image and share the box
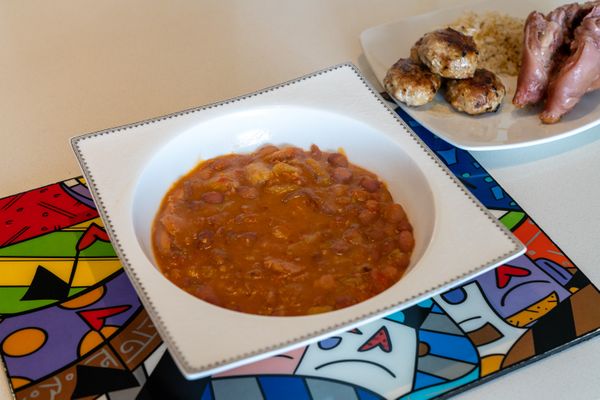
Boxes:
[1,0,599,398]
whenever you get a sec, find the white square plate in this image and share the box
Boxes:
[71,63,524,379]
[360,0,600,151]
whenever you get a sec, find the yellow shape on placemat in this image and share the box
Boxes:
[506,292,559,327]
[79,326,119,356]
[71,259,122,286]
[62,217,105,231]
[0,259,72,285]
[61,286,106,309]
[10,377,31,390]
[2,327,47,357]
[0,258,121,286]
[480,354,504,376]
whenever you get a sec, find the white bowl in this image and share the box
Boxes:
[71,63,524,379]
[132,105,435,274]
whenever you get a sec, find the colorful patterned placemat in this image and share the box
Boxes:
[1,104,600,400]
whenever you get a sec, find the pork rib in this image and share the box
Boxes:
[540,6,600,123]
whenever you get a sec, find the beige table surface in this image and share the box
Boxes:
[2,0,600,399]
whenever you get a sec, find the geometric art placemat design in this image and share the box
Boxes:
[1,105,600,399]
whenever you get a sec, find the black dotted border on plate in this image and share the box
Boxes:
[71,62,523,375]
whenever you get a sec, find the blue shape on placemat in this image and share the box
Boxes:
[259,376,311,400]
[394,106,522,212]
[437,149,457,165]
[318,336,342,350]
[399,368,480,400]
[413,371,447,389]
[385,310,406,323]
[356,387,386,400]
[418,299,434,309]
[430,303,444,314]
[491,186,504,200]
[200,383,214,400]
[440,287,467,305]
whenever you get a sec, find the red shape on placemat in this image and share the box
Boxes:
[77,223,110,251]
[358,326,392,353]
[78,305,131,331]
[496,265,531,288]
[0,182,97,248]
[512,217,576,270]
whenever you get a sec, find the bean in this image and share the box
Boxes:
[201,191,224,204]
[327,152,348,167]
[383,223,396,236]
[196,168,213,180]
[398,230,415,252]
[266,147,302,162]
[397,219,413,231]
[385,203,407,222]
[351,188,369,202]
[192,284,221,305]
[365,226,385,240]
[310,144,322,159]
[335,196,351,205]
[390,250,410,269]
[332,167,353,183]
[381,238,397,253]
[343,227,364,245]
[365,200,379,211]
[210,156,235,171]
[360,176,380,192]
[358,209,378,225]
[255,145,279,157]
[331,184,348,196]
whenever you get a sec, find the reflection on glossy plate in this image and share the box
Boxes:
[360,0,600,151]
[70,63,524,379]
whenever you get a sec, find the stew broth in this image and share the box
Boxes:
[152,144,414,316]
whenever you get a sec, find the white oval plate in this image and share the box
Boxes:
[71,63,523,379]
[360,0,600,151]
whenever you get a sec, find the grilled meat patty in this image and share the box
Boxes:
[384,58,442,106]
[444,68,506,115]
[415,28,479,79]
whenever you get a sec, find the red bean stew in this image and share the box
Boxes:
[152,144,414,316]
